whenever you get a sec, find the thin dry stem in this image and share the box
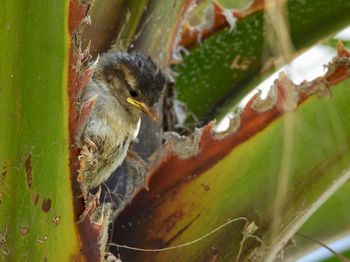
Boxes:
[265,2,297,260]
[109,217,248,252]
[265,0,294,66]
[296,233,350,262]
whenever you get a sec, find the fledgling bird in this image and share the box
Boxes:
[77,52,166,194]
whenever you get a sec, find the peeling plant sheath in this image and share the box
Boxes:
[180,0,265,47]
[67,0,102,260]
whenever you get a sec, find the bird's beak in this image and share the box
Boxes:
[126,97,159,121]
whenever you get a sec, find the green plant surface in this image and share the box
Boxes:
[82,0,186,63]
[115,73,350,261]
[284,183,350,260]
[217,0,253,9]
[82,0,150,55]
[299,184,350,248]
[132,0,194,67]
[323,250,350,262]
[114,0,150,51]
[0,0,79,260]
[326,39,350,50]
[173,0,350,122]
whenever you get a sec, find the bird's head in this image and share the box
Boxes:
[95,52,166,121]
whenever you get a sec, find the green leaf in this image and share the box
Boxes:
[132,0,195,67]
[0,0,79,260]
[82,0,150,54]
[285,184,350,260]
[173,0,350,121]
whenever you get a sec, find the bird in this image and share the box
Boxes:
[77,51,166,196]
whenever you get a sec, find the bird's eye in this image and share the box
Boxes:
[129,89,138,98]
